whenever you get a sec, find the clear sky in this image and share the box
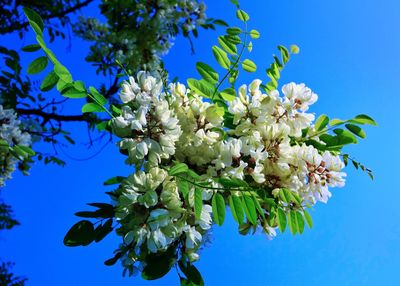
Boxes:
[1,0,399,285]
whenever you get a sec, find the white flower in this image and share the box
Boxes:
[119,76,140,103]
[184,226,202,249]
[282,82,318,112]
[196,204,213,230]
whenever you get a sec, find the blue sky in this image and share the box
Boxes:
[1,0,399,285]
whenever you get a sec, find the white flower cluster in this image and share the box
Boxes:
[0,105,32,187]
[110,72,346,269]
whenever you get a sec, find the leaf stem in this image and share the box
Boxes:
[211,21,248,101]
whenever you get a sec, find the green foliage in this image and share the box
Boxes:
[169,163,189,176]
[196,62,219,84]
[220,88,237,101]
[249,29,260,39]
[277,208,287,233]
[103,176,126,186]
[64,220,95,247]
[0,202,20,230]
[0,261,27,286]
[212,193,226,226]
[229,194,245,224]
[26,56,48,75]
[236,9,250,22]
[22,44,41,52]
[142,249,176,280]
[178,261,204,286]
[212,46,231,69]
[194,188,203,220]
[17,2,376,285]
[40,70,59,91]
[314,114,329,132]
[242,59,257,72]
[187,79,213,98]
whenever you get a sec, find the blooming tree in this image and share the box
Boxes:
[20,1,376,285]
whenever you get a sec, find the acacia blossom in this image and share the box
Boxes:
[109,72,346,273]
[0,105,32,187]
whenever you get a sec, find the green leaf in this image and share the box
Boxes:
[220,88,236,102]
[218,36,237,55]
[277,45,290,64]
[249,29,260,39]
[94,219,113,243]
[303,210,313,228]
[368,172,374,180]
[12,146,28,158]
[103,176,125,186]
[218,177,248,188]
[104,252,122,266]
[74,211,100,218]
[142,253,175,280]
[74,80,86,92]
[345,124,366,138]
[295,211,305,234]
[329,118,346,126]
[226,27,242,35]
[187,78,213,98]
[242,194,257,225]
[168,163,189,176]
[277,208,287,233]
[236,9,250,22]
[212,193,226,226]
[351,114,377,126]
[23,7,44,34]
[242,59,257,72]
[64,220,95,247]
[213,19,229,27]
[15,145,35,157]
[63,135,75,145]
[279,188,292,203]
[0,139,9,148]
[212,46,231,69]
[82,103,103,113]
[62,87,87,98]
[251,193,265,220]
[287,211,297,235]
[22,44,41,52]
[96,121,108,131]
[40,70,59,91]
[178,261,204,286]
[290,44,300,54]
[196,62,219,84]
[27,56,48,75]
[333,129,358,144]
[247,41,253,52]
[177,178,190,198]
[89,86,107,106]
[315,114,329,131]
[194,188,203,220]
[225,35,241,45]
[229,195,244,224]
[54,64,72,83]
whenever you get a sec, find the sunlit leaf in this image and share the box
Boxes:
[212,193,226,226]
[242,59,257,72]
[27,56,48,75]
[196,62,219,84]
[212,46,230,69]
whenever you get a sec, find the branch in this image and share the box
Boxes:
[16,108,92,122]
[1,0,94,34]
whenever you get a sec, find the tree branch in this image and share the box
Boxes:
[1,0,94,34]
[16,108,91,122]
